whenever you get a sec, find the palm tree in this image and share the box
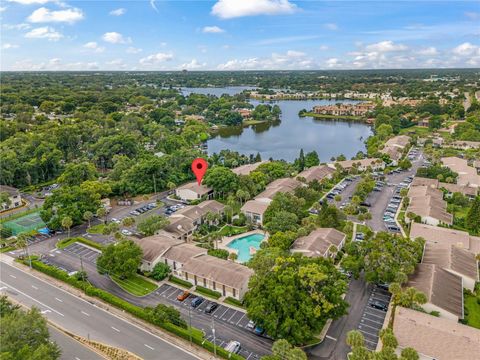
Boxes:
[379,328,398,349]
[62,216,73,238]
[224,205,233,224]
[15,233,29,258]
[346,330,365,349]
[122,217,135,227]
[96,207,107,224]
[83,211,93,228]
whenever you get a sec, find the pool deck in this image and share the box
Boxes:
[218,229,268,262]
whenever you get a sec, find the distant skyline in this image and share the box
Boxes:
[1,0,479,71]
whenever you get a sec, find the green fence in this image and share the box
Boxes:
[3,211,46,235]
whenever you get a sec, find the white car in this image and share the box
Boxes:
[111,218,121,224]
[247,320,255,329]
[121,229,132,236]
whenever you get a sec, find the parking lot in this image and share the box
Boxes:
[62,242,101,263]
[357,285,391,350]
[324,176,360,208]
[155,284,261,359]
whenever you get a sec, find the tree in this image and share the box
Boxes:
[317,201,345,229]
[262,339,307,360]
[245,250,348,345]
[150,262,171,281]
[145,303,187,329]
[304,151,320,168]
[0,299,61,360]
[203,166,239,197]
[400,347,420,360]
[96,207,107,224]
[267,231,298,250]
[122,216,135,227]
[263,192,305,226]
[83,210,93,228]
[15,232,29,258]
[379,328,398,349]
[61,216,73,238]
[137,214,169,236]
[57,162,98,186]
[0,192,11,208]
[466,196,480,233]
[346,330,365,349]
[264,211,299,234]
[96,240,142,279]
[389,283,427,308]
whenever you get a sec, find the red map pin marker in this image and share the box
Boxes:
[191,158,208,185]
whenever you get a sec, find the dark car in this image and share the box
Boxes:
[254,326,265,335]
[204,302,218,314]
[191,296,204,308]
[387,225,401,232]
[360,202,371,207]
[376,283,390,291]
[370,301,388,311]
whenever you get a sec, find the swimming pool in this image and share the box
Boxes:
[226,233,265,263]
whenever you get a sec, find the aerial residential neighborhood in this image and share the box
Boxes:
[1,1,479,360]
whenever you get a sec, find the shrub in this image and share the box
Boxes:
[207,248,229,260]
[232,213,246,226]
[169,275,193,288]
[150,262,171,281]
[195,286,221,299]
[224,297,244,308]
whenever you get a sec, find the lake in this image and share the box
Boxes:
[182,87,373,162]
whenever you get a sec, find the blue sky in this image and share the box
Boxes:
[1,0,479,70]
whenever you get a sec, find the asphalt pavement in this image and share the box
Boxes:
[0,262,198,360]
[48,324,105,360]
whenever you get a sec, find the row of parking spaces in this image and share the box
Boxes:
[155,284,253,330]
[357,285,391,351]
[26,233,53,245]
[39,257,76,275]
[63,242,101,263]
[204,334,259,360]
[83,234,115,246]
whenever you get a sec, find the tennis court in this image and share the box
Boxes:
[3,211,46,235]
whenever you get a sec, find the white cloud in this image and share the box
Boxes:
[417,47,438,56]
[24,26,62,41]
[319,45,329,51]
[452,42,479,56]
[139,52,174,65]
[109,8,125,16]
[180,59,206,70]
[212,0,297,19]
[27,7,84,24]
[150,0,158,12]
[1,43,19,49]
[83,41,105,53]
[105,59,127,69]
[323,23,338,31]
[255,35,319,46]
[465,12,480,20]
[217,50,314,70]
[202,26,225,34]
[325,58,341,68]
[126,46,142,54]
[364,40,408,52]
[3,23,31,30]
[0,6,6,12]
[102,32,131,44]
[7,0,55,4]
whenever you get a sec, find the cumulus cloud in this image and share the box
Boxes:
[212,0,297,19]
[217,50,314,70]
[452,42,479,56]
[417,47,438,56]
[83,41,105,53]
[1,43,19,49]
[126,46,142,54]
[9,58,99,71]
[319,45,329,51]
[139,52,174,65]
[7,0,55,4]
[109,8,126,16]
[202,26,225,33]
[102,32,131,44]
[364,40,408,52]
[3,23,31,30]
[27,7,84,24]
[24,26,62,41]
[180,59,207,70]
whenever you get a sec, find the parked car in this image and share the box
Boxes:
[191,296,204,308]
[204,302,218,314]
[177,291,190,302]
[121,229,132,236]
[360,202,371,207]
[224,341,241,354]
[246,320,255,330]
[254,326,265,336]
[370,301,388,311]
[376,283,390,291]
[111,218,121,224]
[387,225,401,232]
[130,211,140,216]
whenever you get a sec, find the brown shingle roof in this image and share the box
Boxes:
[291,228,346,257]
[393,306,480,360]
[411,177,439,188]
[134,232,183,262]
[177,182,212,195]
[241,199,270,215]
[297,165,335,183]
[231,161,267,176]
[410,222,470,248]
[256,177,301,200]
[0,185,19,196]
[439,182,478,197]
[163,243,206,264]
[182,254,253,289]
[407,263,463,318]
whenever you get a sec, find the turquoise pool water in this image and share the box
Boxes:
[227,233,265,263]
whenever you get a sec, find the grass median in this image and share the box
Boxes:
[111,274,158,296]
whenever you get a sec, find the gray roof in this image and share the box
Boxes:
[0,185,19,196]
[297,165,335,183]
[241,199,271,215]
[163,243,206,264]
[134,232,183,262]
[408,263,463,318]
[291,228,346,257]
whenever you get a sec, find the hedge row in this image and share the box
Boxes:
[20,259,243,360]
[57,237,103,251]
[169,275,193,289]
[195,285,222,299]
[224,297,244,308]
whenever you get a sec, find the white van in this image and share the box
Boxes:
[224,340,241,354]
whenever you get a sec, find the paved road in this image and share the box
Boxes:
[0,262,197,360]
[48,325,105,360]
[308,276,372,360]
[36,249,272,359]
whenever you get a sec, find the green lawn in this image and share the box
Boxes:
[465,292,480,329]
[217,225,247,237]
[57,237,103,251]
[111,274,158,296]
[399,126,432,136]
[87,224,106,234]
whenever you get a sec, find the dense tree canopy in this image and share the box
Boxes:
[97,240,143,279]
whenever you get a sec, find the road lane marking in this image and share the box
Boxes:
[31,285,38,290]
[326,335,337,341]
[55,297,63,302]
[81,311,90,317]
[0,281,64,317]
[144,344,154,350]
[111,326,120,332]
[9,275,16,278]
